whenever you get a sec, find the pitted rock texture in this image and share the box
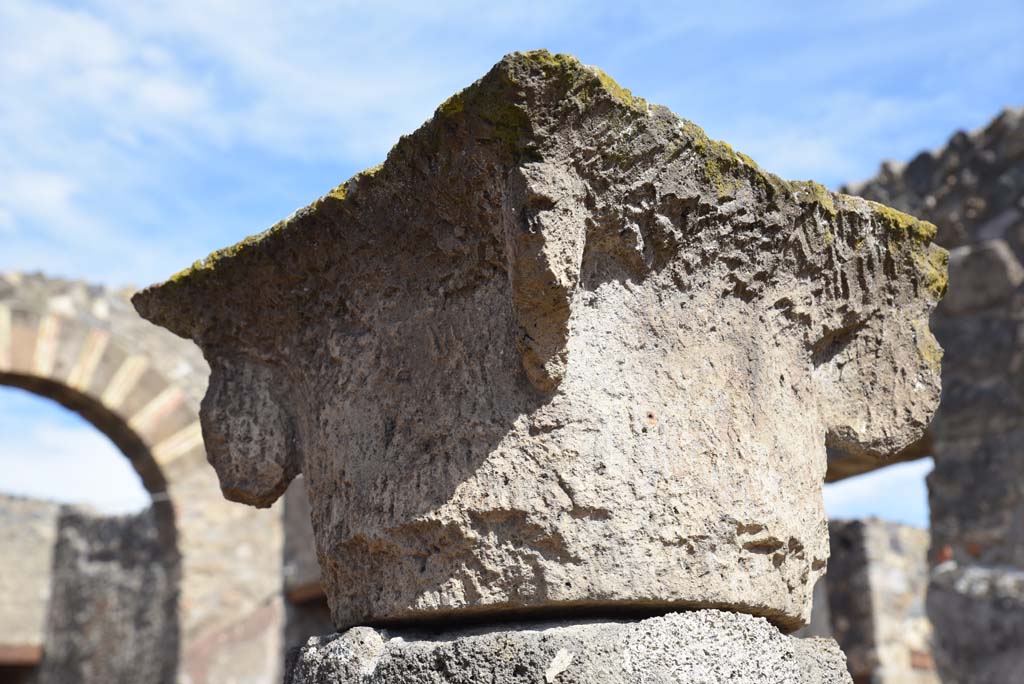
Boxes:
[284,610,852,684]
[134,50,945,630]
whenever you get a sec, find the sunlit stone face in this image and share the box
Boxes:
[134,50,945,631]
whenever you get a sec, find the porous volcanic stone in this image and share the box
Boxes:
[284,610,852,684]
[134,50,945,630]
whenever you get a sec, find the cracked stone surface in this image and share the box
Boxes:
[284,610,852,684]
[134,50,945,631]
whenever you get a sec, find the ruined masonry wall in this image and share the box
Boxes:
[0,495,59,663]
[0,272,288,684]
[34,506,178,684]
[848,107,1024,684]
[826,520,937,684]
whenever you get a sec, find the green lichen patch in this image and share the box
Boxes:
[591,67,647,112]
[431,50,650,159]
[166,219,287,284]
[327,163,384,201]
[675,121,751,198]
[828,194,939,258]
[736,152,760,171]
[433,69,531,150]
[789,181,836,216]
[437,92,465,117]
[511,50,647,113]
[912,317,943,372]
[864,199,938,244]
[671,118,810,202]
[913,246,950,300]
[704,157,742,198]
[518,49,578,72]
[157,49,939,295]
[666,120,938,254]
[166,163,388,284]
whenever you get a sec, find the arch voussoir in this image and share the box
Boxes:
[0,272,288,684]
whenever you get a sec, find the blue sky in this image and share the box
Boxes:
[0,387,150,513]
[1,1,1021,519]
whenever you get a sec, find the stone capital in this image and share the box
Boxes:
[135,50,945,630]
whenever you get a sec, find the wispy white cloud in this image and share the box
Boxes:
[1,0,1020,286]
[1,0,1020,515]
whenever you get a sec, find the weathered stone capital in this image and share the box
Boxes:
[134,50,945,630]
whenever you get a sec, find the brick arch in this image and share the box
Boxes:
[0,273,287,684]
[0,302,206,507]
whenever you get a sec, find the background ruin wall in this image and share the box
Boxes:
[830,106,1024,684]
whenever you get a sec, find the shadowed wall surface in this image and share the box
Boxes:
[34,506,179,684]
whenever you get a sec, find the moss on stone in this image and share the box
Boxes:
[591,67,647,111]
[790,181,837,216]
[328,163,384,201]
[519,49,578,71]
[673,119,813,202]
[913,246,950,300]
[166,163,389,283]
[166,215,293,284]
[473,95,532,147]
[736,152,760,170]
[675,121,749,198]
[705,157,743,198]
[912,317,943,371]
[507,50,648,113]
[433,64,532,149]
[159,50,940,291]
[666,119,938,246]
[865,200,938,244]
[437,92,465,117]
